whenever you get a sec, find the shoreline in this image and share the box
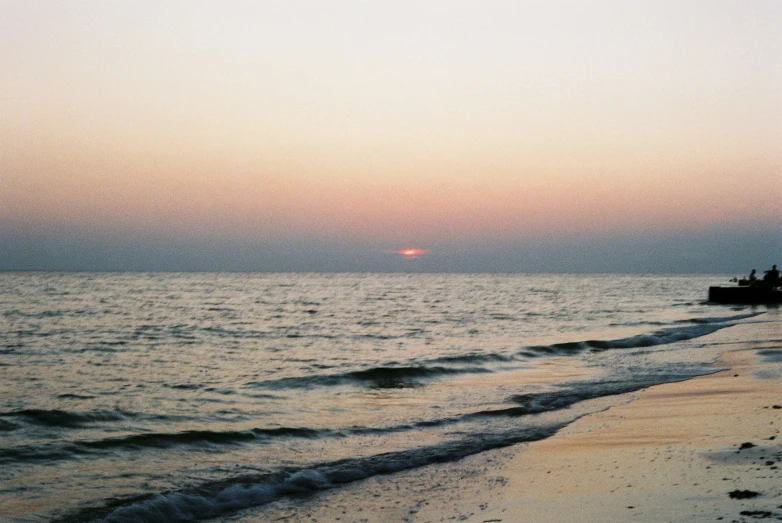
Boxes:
[416,316,782,523]
[227,314,781,523]
[423,352,780,522]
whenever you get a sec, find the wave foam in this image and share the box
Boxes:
[61,425,565,523]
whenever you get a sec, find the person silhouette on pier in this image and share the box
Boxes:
[763,265,780,288]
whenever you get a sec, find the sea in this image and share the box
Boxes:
[0,272,777,522]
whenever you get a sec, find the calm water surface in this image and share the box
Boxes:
[0,273,768,521]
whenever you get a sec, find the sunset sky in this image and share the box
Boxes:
[2,1,780,272]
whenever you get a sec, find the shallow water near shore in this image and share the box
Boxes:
[0,273,769,521]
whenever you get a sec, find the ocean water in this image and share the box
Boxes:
[0,272,772,522]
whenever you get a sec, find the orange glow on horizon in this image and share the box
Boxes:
[1,2,779,249]
[393,248,429,261]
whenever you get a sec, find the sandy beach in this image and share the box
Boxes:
[417,331,782,523]
[231,313,782,523]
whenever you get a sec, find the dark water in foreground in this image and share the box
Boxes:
[0,273,770,521]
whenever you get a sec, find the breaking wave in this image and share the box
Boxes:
[53,366,716,523]
[55,423,566,523]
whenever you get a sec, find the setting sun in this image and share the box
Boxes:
[395,248,429,261]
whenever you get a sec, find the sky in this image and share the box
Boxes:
[1,0,780,272]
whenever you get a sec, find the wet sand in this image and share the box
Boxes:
[416,353,781,522]
[228,316,782,523]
